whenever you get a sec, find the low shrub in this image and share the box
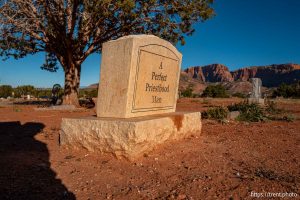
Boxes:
[272,81,300,98]
[232,92,246,98]
[202,106,229,120]
[228,101,249,112]
[181,87,193,98]
[228,102,265,122]
[202,85,229,98]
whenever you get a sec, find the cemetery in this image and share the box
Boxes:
[0,34,299,198]
[1,1,300,199]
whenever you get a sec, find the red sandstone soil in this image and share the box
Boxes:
[0,98,299,200]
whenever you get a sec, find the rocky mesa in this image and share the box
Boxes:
[182,63,300,87]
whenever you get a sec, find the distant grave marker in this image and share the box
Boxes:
[248,78,264,105]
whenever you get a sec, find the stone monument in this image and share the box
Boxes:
[248,78,264,105]
[60,35,201,160]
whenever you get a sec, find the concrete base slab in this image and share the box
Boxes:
[60,112,201,160]
[247,98,265,105]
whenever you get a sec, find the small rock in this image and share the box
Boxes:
[177,194,187,199]
[228,111,240,120]
[101,160,108,164]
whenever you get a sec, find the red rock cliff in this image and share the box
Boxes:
[182,63,300,87]
[183,64,233,82]
[231,64,300,87]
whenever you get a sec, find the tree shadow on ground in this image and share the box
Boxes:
[0,122,75,200]
[13,100,51,107]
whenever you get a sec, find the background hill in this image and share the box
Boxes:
[181,63,300,95]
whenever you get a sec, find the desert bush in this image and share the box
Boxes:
[14,85,36,98]
[228,102,265,122]
[228,100,295,122]
[202,85,229,98]
[228,101,248,112]
[35,89,52,99]
[272,81,300,98]
[79,89,98,98]
[0,85,13,98]
[181,86,194,98]
[232,92,246,98]
[202,106,229,120]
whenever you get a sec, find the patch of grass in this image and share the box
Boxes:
[202,106,229,120]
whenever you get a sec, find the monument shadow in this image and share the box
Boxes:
[0,122,75,200]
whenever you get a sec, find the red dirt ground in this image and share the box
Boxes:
[0,98,299,200]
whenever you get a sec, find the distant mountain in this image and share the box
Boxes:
[231,64,300,87]
[86,83,98,89]
[183,63,300,87]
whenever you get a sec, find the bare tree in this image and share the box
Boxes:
[0,0,214,106]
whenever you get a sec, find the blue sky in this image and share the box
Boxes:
[1,0,300,87]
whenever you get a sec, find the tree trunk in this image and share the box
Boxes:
[63,62,81,107]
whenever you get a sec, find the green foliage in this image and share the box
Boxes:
[79,89,98,98]
[202,106,229,120]
[272,81,300,98]
[181,84,196,98]
[228,102,265,122]
[35,89,52,99]
[88,89,98,98]
[0,85,13,98]
[181,87,193,98]
[13,85,35,98]
[228,101,296,122]
[202,85,229,98]
[232,92,246,98]
[0,1,215,69]
[228,101,248,112]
